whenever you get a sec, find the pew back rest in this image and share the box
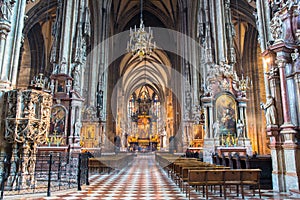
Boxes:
[224,170,242,182]
[241,169,261,182]
[188,170,206,183]
[206,170,224,182]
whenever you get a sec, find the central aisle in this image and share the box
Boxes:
[45,153,195,200]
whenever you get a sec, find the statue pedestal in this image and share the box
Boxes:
[120,147,127,152]
[203,139,217,163]
[237,138,253,155]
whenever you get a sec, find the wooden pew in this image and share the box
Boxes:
[241,169,261,199]
[186,169,262,200]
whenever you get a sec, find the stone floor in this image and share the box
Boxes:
[7,153,298,200]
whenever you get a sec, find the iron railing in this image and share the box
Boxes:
[0,152,90,199]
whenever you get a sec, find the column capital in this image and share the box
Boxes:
[0,20,11,35]
[275,58,287,68]
[238,101,247,107]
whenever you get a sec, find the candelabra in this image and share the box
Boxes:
[126,0,156,60]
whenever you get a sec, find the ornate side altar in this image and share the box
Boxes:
[201,62,252,162]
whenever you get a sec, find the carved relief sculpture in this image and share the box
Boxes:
[4,89,52,189]
[0,0,15,21]
[270,13,283,41]
[72,65,81,92]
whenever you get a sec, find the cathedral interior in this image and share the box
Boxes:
[0,0,300,199]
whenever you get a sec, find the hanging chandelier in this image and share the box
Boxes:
[127,0,156,60]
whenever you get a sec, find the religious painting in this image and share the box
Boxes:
[192,124,204,147]
[137,116,150,138]
[215,94,237,137]
[81,124,97,148]
[48,106,66,145]
[57,80,65,92]
[50,106,66,136]
[193,124,203,140]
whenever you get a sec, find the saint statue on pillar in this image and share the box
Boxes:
[72,65,80,92]
[260,96,277,125]
[74,121,82,137]
[236,120,245,138]
[213,120,220,138]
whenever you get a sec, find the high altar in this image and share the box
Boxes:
[124,85,164,151]
[200,62,252,162]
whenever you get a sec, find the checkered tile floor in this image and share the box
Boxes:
[8,154,297,199]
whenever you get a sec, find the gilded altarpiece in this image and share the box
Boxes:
[201,62,252,162]
[81,123,101,149]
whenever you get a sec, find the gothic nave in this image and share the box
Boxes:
[0,0,300,199]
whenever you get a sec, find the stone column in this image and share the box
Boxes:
[276,57,299,191]
[267,125,285,192]
[276,58,297,141]
[0,21,11,84]
[10,0,27,87]
[261,52,285,191]
[294,73,300,128]
[0,21,11,153]
[209,105,213,139]
[215,0,227,62]
[202,100,215,163]
[238,100,253,155]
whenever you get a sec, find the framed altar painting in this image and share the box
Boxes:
[48,105,67,145]
[192,124,204,147]
[193,124,203,140]
[215,94,237,136]
[81,124,97,148]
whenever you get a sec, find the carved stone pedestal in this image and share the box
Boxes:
[203,139,217,163]
[237,138,253,155]
[282,142,300,191]
[70,138,82,153]
[270,143,285,192]
[267,125,285,192]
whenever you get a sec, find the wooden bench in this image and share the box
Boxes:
[186,169,262,200]
[241,169,261,199]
